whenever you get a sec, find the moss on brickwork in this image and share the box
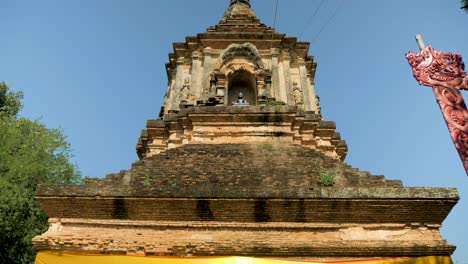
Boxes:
[37,143,458,200]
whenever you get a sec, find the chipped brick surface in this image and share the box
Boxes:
[34,143,458,257]
[33,219,456,257]
[37,143,457,199]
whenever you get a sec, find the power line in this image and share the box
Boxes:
[310,0,344,45]
[271,0,279,51]
[298,0,326,39]
[272,0,279,30]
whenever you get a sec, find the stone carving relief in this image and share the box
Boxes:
[292,81,304,105]
[255,69,270,98]
[209,71,218,96]
[207,70,225,99]
[179,77,193,102]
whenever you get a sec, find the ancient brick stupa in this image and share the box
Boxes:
[34,1,458,263]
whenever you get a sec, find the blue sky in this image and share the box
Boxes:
[1,0,468,262]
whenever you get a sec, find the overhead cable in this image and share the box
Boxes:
[271,0,279,50]
[311,0,344,45]
[298,0,326,38]
[272,0,279,30]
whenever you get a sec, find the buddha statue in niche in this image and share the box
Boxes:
[227,70,256,106]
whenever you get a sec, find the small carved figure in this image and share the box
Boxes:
[208,71,220,97]
[179,77,191,102]
[292,81,304,105]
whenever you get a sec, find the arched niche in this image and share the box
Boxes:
[218,43,264,70]
[227,70,257,106]
[205,43,271,106]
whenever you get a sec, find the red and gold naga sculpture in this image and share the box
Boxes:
[406,44,468,175]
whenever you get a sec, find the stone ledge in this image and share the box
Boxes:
[36,188,459,199]
[35,197,457,224]
[136,108,347,161]
[33,219,455,257]
[47,218,442,230]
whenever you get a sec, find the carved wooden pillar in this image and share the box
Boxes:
[432,85,468,172]
[407,45,468,175]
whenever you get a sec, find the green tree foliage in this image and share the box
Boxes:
[0,82,23,117]
[462,0,468,12]
[0,82,81,264]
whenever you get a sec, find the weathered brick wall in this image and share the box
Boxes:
[33,219,456,257]
[37,197,457,224]
[37,143,407,198]
[34,143,458,257]
[37,144,457,201]
[37,143,458,223]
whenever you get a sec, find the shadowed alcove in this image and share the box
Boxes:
[227,70,257,105]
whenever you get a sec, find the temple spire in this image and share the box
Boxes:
[223,0,256,20]
[230,0,251,7]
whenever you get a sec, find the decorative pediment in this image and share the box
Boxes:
[217,43,264,70]
[222,61,257,77]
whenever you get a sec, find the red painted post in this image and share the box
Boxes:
[406,41,468,175]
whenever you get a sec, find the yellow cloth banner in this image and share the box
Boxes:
[35,251,453,264]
